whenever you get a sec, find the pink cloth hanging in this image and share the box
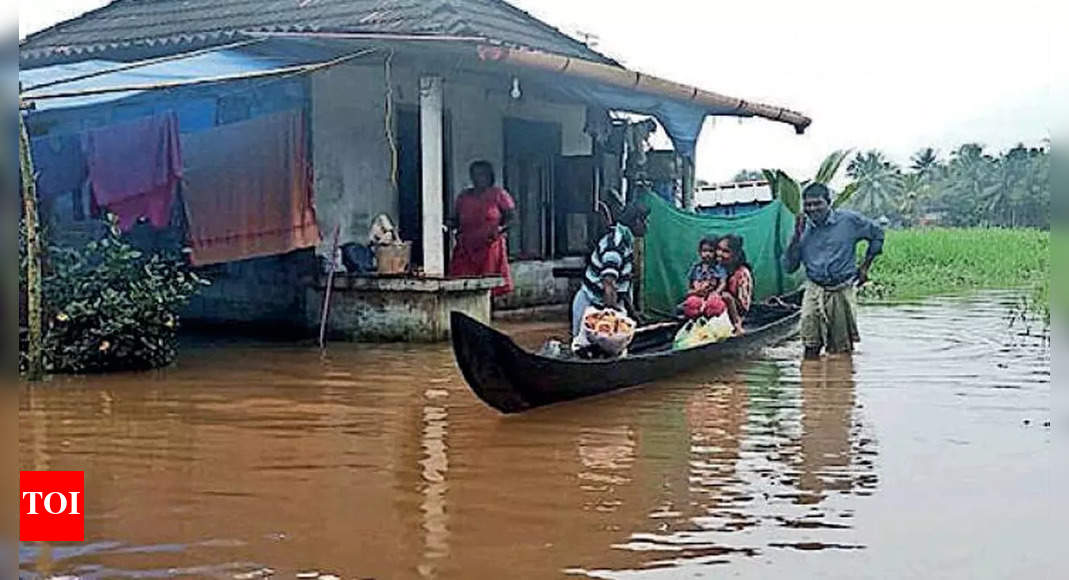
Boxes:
[85,113,182,230]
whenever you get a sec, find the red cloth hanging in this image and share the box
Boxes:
[180,110,319,266]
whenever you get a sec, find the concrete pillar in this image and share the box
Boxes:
[420,75,445,277]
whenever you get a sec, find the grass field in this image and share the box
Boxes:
[860,228,1050,320]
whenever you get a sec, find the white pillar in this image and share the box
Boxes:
[419,76,445,277]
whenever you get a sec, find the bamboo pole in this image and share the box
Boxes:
[18,113,44,380]
[21,48,377,103]
[319,225,342,350]
[476,45,812,134]
[22,38,268,93]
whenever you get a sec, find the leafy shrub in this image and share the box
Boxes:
[858,227,1049,321]
[23,215,208,373]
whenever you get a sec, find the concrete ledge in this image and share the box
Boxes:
[308,274,503,293]
[304,275,499,342]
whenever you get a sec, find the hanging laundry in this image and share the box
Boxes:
[180,110,319,266]
[29,133,87,200]
[84,112,182,231]
[583,106,612,145]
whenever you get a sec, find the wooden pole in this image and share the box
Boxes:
[18,113,44,380]
[476,45,812,134]
[634,236,645,316]
[681,156,695,211]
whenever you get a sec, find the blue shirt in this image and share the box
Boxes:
[583,224,635,304]
[687,262,726,285]
[784,209,885,287]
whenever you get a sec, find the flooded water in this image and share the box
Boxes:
[18,294,1057,579]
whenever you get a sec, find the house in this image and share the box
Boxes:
[19,0,810,341]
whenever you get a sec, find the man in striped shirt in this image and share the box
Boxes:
[571,202,651,337]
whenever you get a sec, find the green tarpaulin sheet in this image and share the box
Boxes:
[641,193,803,318]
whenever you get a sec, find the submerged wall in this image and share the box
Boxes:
[183,250,317,334]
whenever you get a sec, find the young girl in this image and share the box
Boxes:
[680,237,728,319]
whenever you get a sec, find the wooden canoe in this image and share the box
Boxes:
[450,296,801,413]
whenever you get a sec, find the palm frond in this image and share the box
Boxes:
[814,149,853,184]
[832,182,860,209]
[777,170,802,215]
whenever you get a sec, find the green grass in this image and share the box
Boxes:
[860,228,1049,319]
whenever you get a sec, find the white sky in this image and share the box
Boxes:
[16,0,1056,182]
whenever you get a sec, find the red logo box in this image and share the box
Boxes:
[20,471,85,542]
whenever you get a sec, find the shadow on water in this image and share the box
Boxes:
[18,292,1053,579]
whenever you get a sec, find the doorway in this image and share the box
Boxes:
[503,118,561,260]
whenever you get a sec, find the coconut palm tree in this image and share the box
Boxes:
[944,143,992,225]
[845,150,903,217]
[909,147,939,176]
[898,171,942,226]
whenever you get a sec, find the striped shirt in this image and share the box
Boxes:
[583,224,636,305]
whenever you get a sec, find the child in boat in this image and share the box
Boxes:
[679,236,728,319]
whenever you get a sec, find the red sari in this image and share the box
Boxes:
[449,186,515,296]
[726,266,754,313]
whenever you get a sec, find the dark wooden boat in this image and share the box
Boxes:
[450,295,801,413]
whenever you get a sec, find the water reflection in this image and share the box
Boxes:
[797,357,874,501]
[419,386,450,579]
[18,295,1052,579]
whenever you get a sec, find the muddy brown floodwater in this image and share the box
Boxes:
[18,293,1057,579]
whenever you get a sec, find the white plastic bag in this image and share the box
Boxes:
[673,313,733,350]
[572,307,636,358]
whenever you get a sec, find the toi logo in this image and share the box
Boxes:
[20,471,85,542]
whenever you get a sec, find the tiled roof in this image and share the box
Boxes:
[20,0,615,67]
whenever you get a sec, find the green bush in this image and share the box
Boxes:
[23,215,208,373]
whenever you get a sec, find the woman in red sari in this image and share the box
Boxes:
[449,161,515,295]
[715,234,755,336]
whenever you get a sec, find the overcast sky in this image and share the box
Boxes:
[17,0,1055,182]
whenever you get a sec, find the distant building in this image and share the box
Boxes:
[694,181,774,216]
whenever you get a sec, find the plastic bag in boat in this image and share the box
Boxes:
[673,313,733,350]
[572,307,636,358]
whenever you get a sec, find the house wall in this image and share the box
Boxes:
[377,63,594,312]
[388,63,591,204]
[445,80,591,200]
[310,63,398,253]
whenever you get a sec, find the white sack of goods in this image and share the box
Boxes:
[572,307,637,358]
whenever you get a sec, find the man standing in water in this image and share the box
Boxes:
[785,183,885,359]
